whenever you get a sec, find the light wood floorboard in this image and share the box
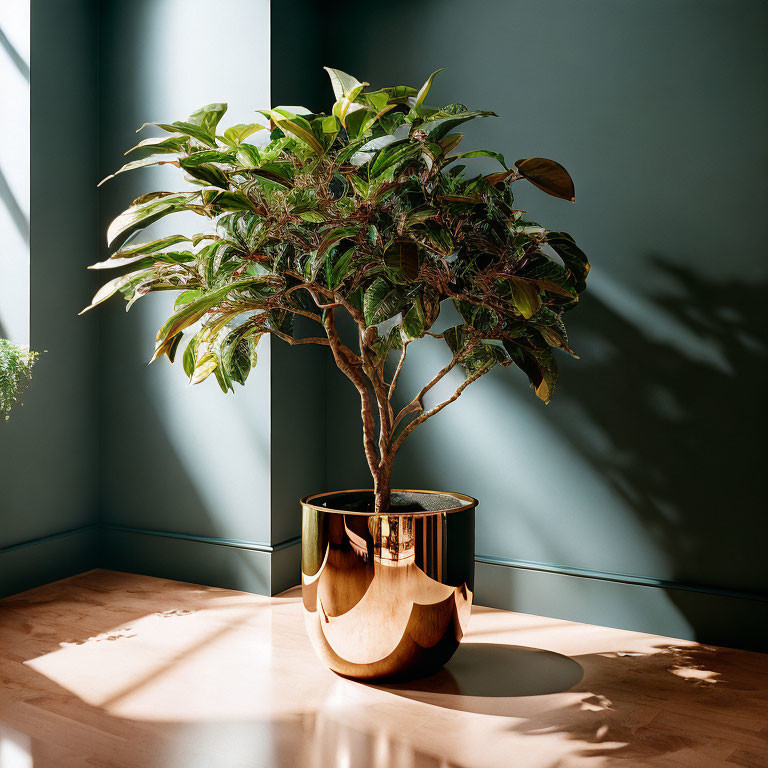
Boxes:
[0,569,765,768]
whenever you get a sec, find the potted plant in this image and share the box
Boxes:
[0,339,38,421]
[86,68,589,679]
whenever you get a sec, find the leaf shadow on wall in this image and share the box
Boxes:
[492,257,767,644]
[386,256,768,647]
[555,259,767,576]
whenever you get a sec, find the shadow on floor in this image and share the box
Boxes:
[372,642,584,714]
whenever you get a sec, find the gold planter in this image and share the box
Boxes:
[301,489,477,680]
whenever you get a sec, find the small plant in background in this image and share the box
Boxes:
[0,339,38,420]
[86,68,589,513]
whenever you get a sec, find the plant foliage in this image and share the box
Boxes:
[0,339,38,420]
[86,68,590,511]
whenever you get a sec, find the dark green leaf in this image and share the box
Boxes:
[503,344,558,403]
[98,154,183,187]
[507,277,541,319]
[106,194,194,249]
[546,231,590,292]
[364,277,405,325]
[384,240,420,281]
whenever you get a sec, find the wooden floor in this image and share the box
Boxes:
[0,571,766,768]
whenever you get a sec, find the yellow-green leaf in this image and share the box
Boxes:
[414,69,444,108]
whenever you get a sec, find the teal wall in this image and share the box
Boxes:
[277,0,768,648]
[2,0,766,651]
[0,0,100,596]
[96,0,317,593]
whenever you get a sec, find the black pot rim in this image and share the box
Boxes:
[300,488,478,517]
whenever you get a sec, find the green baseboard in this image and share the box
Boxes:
[100,525,300,596]
[4,526,764,653]
[475,558,768,653]
[0,527,98,598]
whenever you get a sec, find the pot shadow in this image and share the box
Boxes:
[371,641,583,715]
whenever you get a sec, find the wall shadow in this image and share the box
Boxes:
[382,256,768,646]
[0,23,29,82]
[0,164,29,245]
[539,259,768,598]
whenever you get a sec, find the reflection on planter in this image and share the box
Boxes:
[301,490,477,680]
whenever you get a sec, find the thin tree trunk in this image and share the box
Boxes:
[374,454,394,515]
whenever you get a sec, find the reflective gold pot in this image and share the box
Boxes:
[301,489,477,680]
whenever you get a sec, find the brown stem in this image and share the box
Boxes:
[356,327,395,510]
[322,310,380,478]
[392,364,492,453]
[392,353,459,431]
[374,456,393,515]
[265,328,330,347]
[388,342,408,401]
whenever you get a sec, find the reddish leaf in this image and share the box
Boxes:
[514,157,575,202]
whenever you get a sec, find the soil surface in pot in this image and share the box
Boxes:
[313,490,466,514]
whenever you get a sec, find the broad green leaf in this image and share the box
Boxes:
[545,232,590,292]
[326,245,357,289]
[364,277,405,326]
[324,67,367,101]
[182,333,200,378]
[369,140,419,177]
[174,289,203,310]
[332,98,368,130]
[344,105,375,139]
[384,240,419,281]
[125,135,189,155]
[208,191,255,211]
[235,144,261,167]
[153,278,266,358]
[187,103,228,132]
[106,194,194,249]
[401,297,426,339]
[190,353,219,385]
[80,269,152,313]
[414,69,444,108]
[422,110,496,142]
[350,133,399,166]
[299,211,325,223]
[140,120,217,147]
[515,157,575,202]
[448,149,507,168]
[221,123,265,147]
[181,150,236,166]
[261,109,325,155]
[518,253,576,297]
[321,115,340,134]
[88,249,193,272]
[438,133,464,155]
[504,344,558,403]
[98,153,183,187]
[92,235,190,266]
[348,175,369,197]
[240,167,293,188]
[507,277,541,319]
[180,159,230,189]
[317,225,361,259]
